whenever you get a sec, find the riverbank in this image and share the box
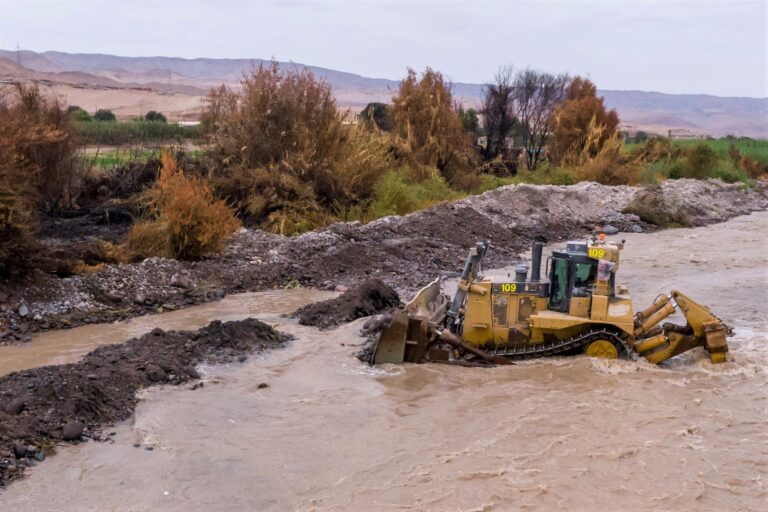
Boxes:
[0,318,287,487]
[2,179,766,342]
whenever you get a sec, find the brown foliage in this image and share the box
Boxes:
[0,152,38,278]
[728,144,767,179]
[128,151,240,260]
[0,84,82,211]
[207,63,345,169]
[572,131,640,185]
[390,68,478,188]
[550,77,619,165]
[0,85,46,277]
[632,137,684,162]
[205,62,392,231]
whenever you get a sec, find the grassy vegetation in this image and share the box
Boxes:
[75,120,202,146]
[625,137,768,164]
[626,137,765,184]
[368,167,463,218]
[84,148,205,169]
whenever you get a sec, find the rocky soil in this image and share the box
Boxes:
[291,279,401,330]
[1,179,766,341]
[0,318,287,487]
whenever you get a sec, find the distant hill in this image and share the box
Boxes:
[1,49,765,137]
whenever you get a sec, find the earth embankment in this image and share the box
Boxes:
[5,179,766,337]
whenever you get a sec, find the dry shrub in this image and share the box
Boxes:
[128,151,240,259]
[206,63,392,232]
[207,63,345,170]
[0,84,82,211]
[633,137,684,162]
[572,131,640,185]
[551,77,619,165]
[729,144,767,179]
[0,156,38,278]
[214,165,332,235]
[390,68,478,188]
[0,85,42,277]
[40,240,128,277]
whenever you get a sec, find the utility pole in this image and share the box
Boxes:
[15,42,22,78]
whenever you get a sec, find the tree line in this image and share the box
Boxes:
[361,66,619,175]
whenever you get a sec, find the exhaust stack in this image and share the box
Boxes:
[530,242,544,282]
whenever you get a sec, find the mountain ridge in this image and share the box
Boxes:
[1,49,765,137]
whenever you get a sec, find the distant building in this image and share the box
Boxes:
[668,128,705,140]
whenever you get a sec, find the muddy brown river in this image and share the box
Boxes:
[1,212,767,511]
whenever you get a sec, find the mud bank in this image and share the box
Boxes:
[291,279,401,330]
[0,318,286,487]
[3,179,766,339]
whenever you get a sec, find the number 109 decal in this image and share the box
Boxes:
[499,283,517,293]
[588,247,606,259]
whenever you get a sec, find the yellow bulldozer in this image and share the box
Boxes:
[369,236,731,366]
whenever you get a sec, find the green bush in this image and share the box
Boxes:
[144,111,167,123]
[471,174,515,194]
[67,106,91,123]
[678,143,719,179]
[93,109,116,122]
[711,162,749,183]
[509,163,576,186]
[459,107,480,135]
[639,157,688,183]
[369,167,461,218]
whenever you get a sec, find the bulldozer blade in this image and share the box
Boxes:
[404,277,448,324]
[371,313,409,364]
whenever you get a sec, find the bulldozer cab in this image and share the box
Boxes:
[547,242,615,314]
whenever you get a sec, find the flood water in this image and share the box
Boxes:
[1,212,767,511]
[0,289,336,376]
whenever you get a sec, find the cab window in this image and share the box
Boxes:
[549,258,568,310]
[574,262,596,289]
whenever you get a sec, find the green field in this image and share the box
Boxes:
[83,148,205,168]
[75,120,203,146]
[624,137,768,164]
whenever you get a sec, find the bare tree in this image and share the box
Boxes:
[513,70,569,170]
[480,66,516,160]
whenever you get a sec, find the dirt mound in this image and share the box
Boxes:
[0,318,287,487]
[292,279,401,330]
[3,180,766,339]
[622,185,691,227]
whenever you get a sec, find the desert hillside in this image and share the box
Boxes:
[1,49,765,137]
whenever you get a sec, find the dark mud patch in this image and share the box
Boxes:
[291,279,401,330]
[0,318,287,488]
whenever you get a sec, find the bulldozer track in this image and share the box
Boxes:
[484,329,636,361]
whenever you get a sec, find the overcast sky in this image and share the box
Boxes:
[0,0,765,97]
